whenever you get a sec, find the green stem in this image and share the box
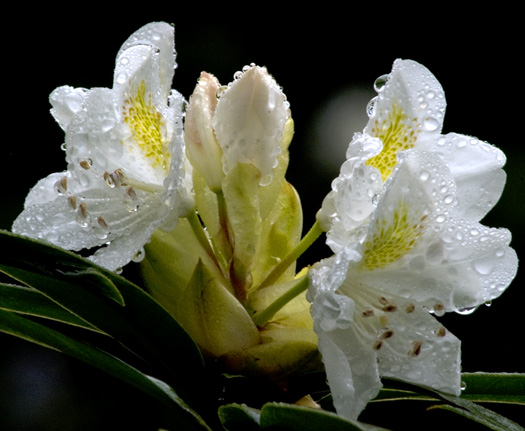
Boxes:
[252,273,309,327]
[186,210,230,288]
[258,219,324,289]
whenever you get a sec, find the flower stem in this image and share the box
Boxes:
[252,272,309,327]
[258,219,324,289]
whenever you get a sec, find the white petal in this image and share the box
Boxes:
[364,59,446,181]
[117,22,175,99]
[311,292,381,420]
[49,86,89,131]
[213,65,289,185]
[424,133,507,220]
[317,133,383,252]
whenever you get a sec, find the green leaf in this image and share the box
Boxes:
[259,403,391,431]
[0,308,211,431]
[461,373,525,405]
[375,376,525,430]
[433,394,524,431]
[0,230,205,407]
[0,282,99,331]
[218,403,261,431]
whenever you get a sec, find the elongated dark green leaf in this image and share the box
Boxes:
[0,282,99,331]
[0,230,206,407]
[218,403,261,431]
[461,373,525,405]
[376,374,525,405]
[434,394,524,431]
[259,403,391,431]
[0,308,211,431]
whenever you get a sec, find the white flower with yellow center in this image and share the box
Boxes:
[12,22,191,271]
[309,149,517,420]
[318,59,508,253]
[310,59,518,420]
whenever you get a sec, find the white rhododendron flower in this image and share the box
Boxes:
[309,150,517,420]
[309,59,518,420]
[12,22,192,271]
[318,59,507,253]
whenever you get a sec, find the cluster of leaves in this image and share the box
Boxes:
[0,230,523,430]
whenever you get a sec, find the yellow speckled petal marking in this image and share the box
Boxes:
[361,202,426,270]
[366,103,420,181]
[123,80,170,170]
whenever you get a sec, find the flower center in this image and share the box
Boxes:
[360,202,426,270]
[123,80,171,172]
[366,103,419,181]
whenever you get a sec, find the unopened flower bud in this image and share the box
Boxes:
[185,72,224,192]
[213,65,289,186]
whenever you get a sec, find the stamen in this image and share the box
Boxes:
[435,326,447,337]
[362,309,375,318]
[433,302,445,316]
[67,196,77,210]
[124,187,139,212]
[379,328,394,339]
[94,216,110,239]
[104,169,125,188]
[76,203,91,227]
[79,159,93,170]
[54,176,68,194]
[409,340,423,357]
[373,340,383,350]
[405,303,416,313]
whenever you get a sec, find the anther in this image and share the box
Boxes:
[409,340,423,357]
[405,303,415,313]
[54,176,68,194]
[97,216,110,231]
[382,304,398,312]
[362,309,375,318]
[76,202,91,227]
[373,340,383,351]
[435,326,447,337]
[104,169,124,188]
[68,196,77,210]
[379,328,394,340]
[79,159,92,170]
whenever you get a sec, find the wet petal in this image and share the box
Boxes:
[425,133,507,220]
[317,133,384,253]
[311,291,381,420]
[364,59,445,182]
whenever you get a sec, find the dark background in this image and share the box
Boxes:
[1,6,523,430]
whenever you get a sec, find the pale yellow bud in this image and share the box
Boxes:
[185,72,224,192]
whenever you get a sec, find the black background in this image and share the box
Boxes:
[1,6,523,430]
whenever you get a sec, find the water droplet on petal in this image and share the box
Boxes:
[419,170,430,182]
[423,117,439,131]
[132,247,146,262]
[373,74,390,92]
[455,306,478,315]
[366,96,378,117]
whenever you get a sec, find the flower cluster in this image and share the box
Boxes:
[12,23,518,422]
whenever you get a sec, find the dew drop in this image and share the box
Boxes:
[116,73,127,85]
[460,381,467,391]
[373,74,390,92]
[419,171,430,182]
[132,247,146,263]
[366,96,378,117]
[455,306,478,315]
[423,117,439,131]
